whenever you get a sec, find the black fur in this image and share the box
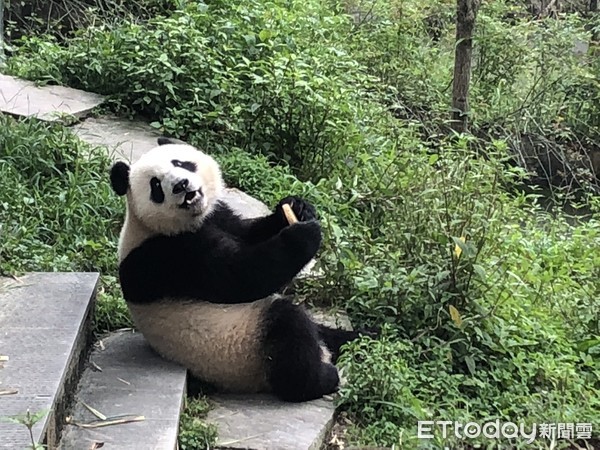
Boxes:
[118,191,364,402]
[157,136,179,146]
[172,159,197,172]
[150,177,165,203]
[110,162,130,196]
[263,298,339,402]
[317,325,362,364]
[275,196,318,222]
[119,201,322,304]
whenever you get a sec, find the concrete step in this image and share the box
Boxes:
[0,75,104,121]
[0,272,99,449]
[58,330,187,450]
[208,394,335,450]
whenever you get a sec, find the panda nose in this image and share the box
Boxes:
[172,178,189,194]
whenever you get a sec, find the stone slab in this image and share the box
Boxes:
[72,116,162,163]
[0,75,104,121]
[222,188,272,219]
[309,308,352,331]
[0,272,99,449]
[207,394,335,450]
[58,330,187,450]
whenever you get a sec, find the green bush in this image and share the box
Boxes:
[8,0,376,180]
[335,143,600,447]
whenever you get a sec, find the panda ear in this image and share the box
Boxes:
[157,137,178,146]
[110,162,130,196]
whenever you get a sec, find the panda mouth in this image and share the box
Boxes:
[179,190,201,209]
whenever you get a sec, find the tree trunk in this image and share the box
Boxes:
[451,0,481,133]
[592,0,599,44]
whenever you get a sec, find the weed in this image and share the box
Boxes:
[2,409,49,450]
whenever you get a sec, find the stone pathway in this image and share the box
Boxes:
[0,75,104,121]
[72,115,161,163]
[1,75,343,450]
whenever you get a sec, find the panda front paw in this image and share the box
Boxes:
[280,220,322,260]
[276,196,317,224]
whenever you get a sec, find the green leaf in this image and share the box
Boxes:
[258,30,271,41]
[464,355,476,375]
[473,264,486,279]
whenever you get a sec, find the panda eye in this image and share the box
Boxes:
[149,177,165,204]
[171,159,197,173]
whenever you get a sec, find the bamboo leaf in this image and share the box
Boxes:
[73,415,145,429]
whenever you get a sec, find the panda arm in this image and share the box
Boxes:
[119,220,321,305]
[210,203,285,244]
[212,197,317,244]
[211,221,321,302]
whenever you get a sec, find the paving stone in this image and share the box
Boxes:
[222,188,272,219]
[72,116,162,163]
[0,75,104,121]
[207,394,335,450]
[58,330,187,450]
[0,272,99,449]
[309,308,353,331]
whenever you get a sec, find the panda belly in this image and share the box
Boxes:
[127,298,275,393]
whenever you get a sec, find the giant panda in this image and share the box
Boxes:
[109,138,362,402]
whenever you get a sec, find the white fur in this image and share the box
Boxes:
[129,298,274,392]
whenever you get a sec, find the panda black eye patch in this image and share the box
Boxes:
[171,159,197,172]
[150,177,165,203]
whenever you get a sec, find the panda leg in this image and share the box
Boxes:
[316,325,362,364]
[263,299,339,402]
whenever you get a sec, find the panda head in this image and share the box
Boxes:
[110,138,224,236]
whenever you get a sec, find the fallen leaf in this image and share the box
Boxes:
[81,402,107,421]
[453,236,466,258]
[0,389,18,396]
